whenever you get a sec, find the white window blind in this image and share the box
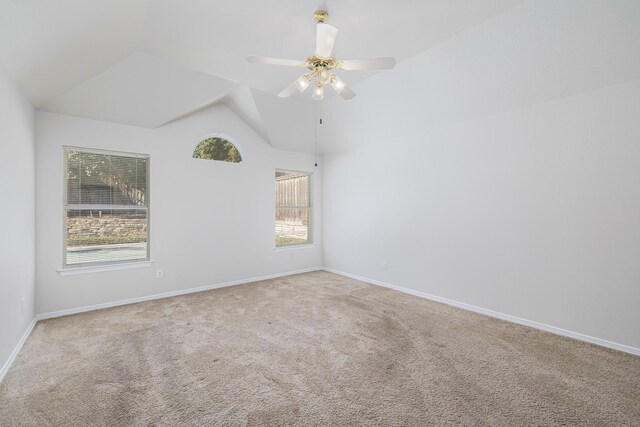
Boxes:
[63,147,150,267]
[275,170,312,247]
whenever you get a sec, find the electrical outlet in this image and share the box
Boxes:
[156,269,164,279]
[21,298,25,316]
[382,261,388,270]
[267,256,273,263]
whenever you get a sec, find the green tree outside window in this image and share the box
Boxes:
[193,137,242,163]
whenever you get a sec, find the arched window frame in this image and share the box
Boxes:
[192,133,245,164]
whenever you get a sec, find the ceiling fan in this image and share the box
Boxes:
[247,10,396,101]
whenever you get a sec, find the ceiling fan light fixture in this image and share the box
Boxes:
[312,83,324,100]
[296,74,311,92]
[330,74,346,94]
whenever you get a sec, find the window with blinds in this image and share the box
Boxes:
[275,170,312,247]
[63,147,150,267]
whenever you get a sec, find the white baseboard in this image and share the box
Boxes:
[36,267,323,321]
[323,268,640,357]
[0,318,37,384]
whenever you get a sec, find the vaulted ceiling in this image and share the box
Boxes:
[0,0,524,152]
[1,1,638,154]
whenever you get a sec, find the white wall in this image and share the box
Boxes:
[0,65,35,372]
[35,105,322,315]
[322,0,640,350]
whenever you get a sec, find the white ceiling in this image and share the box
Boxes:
[2,1,638,154]
[43,53,235,128]
[0,0,148,106]
[319,0,640,153]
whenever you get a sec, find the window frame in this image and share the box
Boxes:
[275,169,313,248]
[62,146,151,269]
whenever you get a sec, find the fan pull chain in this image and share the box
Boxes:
[314,102,319,167]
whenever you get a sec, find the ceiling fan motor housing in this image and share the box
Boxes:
[306,55,338,71]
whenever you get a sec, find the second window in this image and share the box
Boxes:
[275,170,312,247]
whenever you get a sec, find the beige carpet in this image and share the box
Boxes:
[1,271,639,426]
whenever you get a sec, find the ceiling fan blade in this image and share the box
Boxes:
[247,56,303,67]
[339,85,356,100]
[316,23,338,57]
[278,79,300,98]
[339,57,396,71]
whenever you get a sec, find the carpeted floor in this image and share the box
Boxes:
[1,271,639,426]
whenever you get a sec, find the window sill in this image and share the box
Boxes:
[274,244,315,252]
[58,261,153,276]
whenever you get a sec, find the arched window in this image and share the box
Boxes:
[193,136,242,163]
